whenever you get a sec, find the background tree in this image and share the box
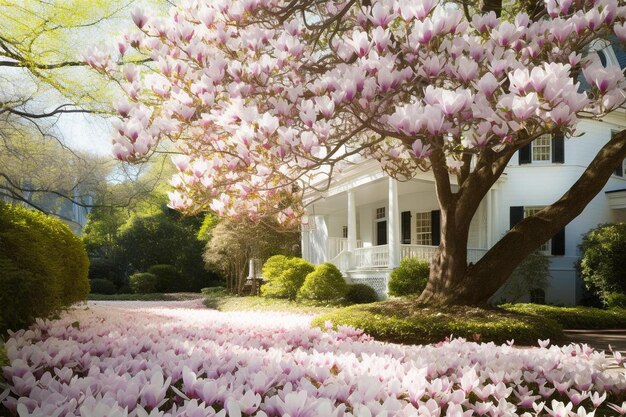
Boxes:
[0,0,168,215]
[579,223,626,304]
[89,0,626,305]
[203,219,300,295]
[83,157,220,291]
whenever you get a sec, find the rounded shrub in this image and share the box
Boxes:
[148,264,186,292]
[261,255,314,300]
[388,258,429,297]
[0,202,90,332]
[298,263,347,303]
[605,293,626,309]
[88,257,124,288]
[579,223,626,303]
[89,279,117,295]
[345,283,379,304]
[129,272,159,294]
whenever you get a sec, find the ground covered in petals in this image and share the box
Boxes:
[2,300,626,417]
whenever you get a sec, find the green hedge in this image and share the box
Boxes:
[501,303,626,329]
[0,342,7,368]
[313,300,564,345]
[148,264,186,292]
[129,272,159,294]
[261,256,314,300]
[388,258,429,297]
[298,263,347,303]
[0,203,89,332]
[345,283,379,304]
[89,279,117,295]
[579,223,626,302]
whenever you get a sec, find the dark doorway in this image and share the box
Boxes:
[401,211,411,244]
[376,221,387,245]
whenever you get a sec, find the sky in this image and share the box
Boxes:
[57,112,114,156]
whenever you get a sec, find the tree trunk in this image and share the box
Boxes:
[418,129,626,306]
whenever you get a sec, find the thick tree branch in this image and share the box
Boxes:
[466,128,626,300]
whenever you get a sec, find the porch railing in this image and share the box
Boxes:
[351,244,488,269]
[327,237,362,260]
[400,244,438,262]
[354,245,389,268]
[328,250,351,272]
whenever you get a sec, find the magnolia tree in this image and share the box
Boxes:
[86,0,626,305]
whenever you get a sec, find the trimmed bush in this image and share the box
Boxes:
[0,202,89,332]
[261,256,314,300]
[345,283,379,304]
[129,272,159,294]
[298,263,347,303]
[89,279,117,295]
[388,258,429,297]
[0,342,7,368]
[148,264,186,292]
[88,257,124,288]
[579,223,626,302]
[502,303,626,329]
[605,293,626,309]
[313,301,564,345]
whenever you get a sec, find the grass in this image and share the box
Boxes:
[501,303,626,329]
[88,292,204,301]
[203,291,340,315]
[312,297,565,346]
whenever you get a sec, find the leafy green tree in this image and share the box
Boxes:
[204,220,300,295]
[0,0,168,215]
[579,223,626,303]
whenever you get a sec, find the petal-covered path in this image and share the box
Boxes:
[2,301,626,417]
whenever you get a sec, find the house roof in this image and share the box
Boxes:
[579,36,626,92]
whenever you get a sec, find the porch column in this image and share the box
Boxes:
[486,189,493,248]
[388,177,401,268]
[347,190,358,252]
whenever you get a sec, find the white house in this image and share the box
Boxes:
[300,41,626,305]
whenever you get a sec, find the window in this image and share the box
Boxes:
[376,207,386,219]
[532,134,551,162]
[342,226,348,239]
[598,50,608,67]
[415,211,432,245]
[524,207,551,253]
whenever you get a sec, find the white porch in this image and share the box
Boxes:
[301,172,496,297]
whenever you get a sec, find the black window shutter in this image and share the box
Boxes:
[431,210,441,246]
[551,228,565,256]
[518,144,531,165]
[615,163,623,177]
[401,211,411,244]
[552,133,564,163]
[509,206,524,228]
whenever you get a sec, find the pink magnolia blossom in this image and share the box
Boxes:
[83,0,626,224]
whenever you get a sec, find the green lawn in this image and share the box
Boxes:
[501,303,626,329]
[203,292,339,315]
[88,293,204,301]
[313,297,565,346]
